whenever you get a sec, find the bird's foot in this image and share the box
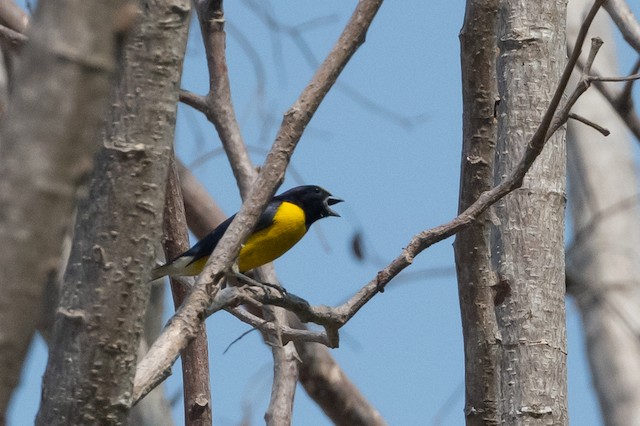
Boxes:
[228,269,287,297]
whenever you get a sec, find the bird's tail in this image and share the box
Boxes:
[150,256,195,280]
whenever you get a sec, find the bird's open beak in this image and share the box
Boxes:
[325,196,343,217]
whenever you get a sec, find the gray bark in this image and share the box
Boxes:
[566,2,640,424]
[455,0,500,423]
[0,0,124,420]
[492,0,568,423]
[35,0,190,424]
[457,0,568,424]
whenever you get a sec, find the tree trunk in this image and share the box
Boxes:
[36,0,190,424]
[0,0,124,420]
[457,0,569,424]
[566,1,640,424]
[492,0,568,423]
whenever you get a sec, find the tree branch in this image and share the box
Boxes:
[161,156,212,425]
[0,0,28,34]
[192,0,255,198]
[604,0,640,53]
[455,0,500,419]
[568,112,611,136]
[574,57,640,140]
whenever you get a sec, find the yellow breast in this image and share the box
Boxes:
[237,201,307,272]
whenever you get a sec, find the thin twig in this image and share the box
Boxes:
[548,37,604,137]
[620,57,640,102]
[226,306,331,346]
[222,326,257,355]
[244,1,426,129]
[568,112,611,135]
[179,90,208,116]
[589,72,640,82]
[575,57,640,140]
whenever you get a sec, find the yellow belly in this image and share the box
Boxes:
[237,201,307,272]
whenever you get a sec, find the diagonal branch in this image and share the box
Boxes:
[604,0,640,53]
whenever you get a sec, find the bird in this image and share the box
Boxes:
[151,185,342,280]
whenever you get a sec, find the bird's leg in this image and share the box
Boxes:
[228,264,287,297]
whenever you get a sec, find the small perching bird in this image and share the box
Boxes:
[151,185,343,280]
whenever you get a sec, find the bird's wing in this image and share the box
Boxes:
[181,200,282,266]
[253,200,281,233]
[181,215,233,265]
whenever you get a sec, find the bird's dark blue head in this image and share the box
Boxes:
[276,185,343,228]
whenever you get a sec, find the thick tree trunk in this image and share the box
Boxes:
[566,1,640,424]
[457,0,569,424]
[492,0,568,423]
[35,0,190,424]
[0,0,124,420]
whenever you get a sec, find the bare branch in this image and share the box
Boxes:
[244,1,425,129]
[176,160,226,237]
[263,306,300,426]
[0,0,28,34]
[0,22,25,48]
[575,58,640,140]
[179,90,208,116]
[604,0,640,53]
[588,72,640,82]
[161,157,212,425]
[226,307,332,346]
[568,112,611,135]
[192,0,255,198]
[220,0,610,336]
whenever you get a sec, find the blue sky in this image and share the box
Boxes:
[9,1,640,425]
